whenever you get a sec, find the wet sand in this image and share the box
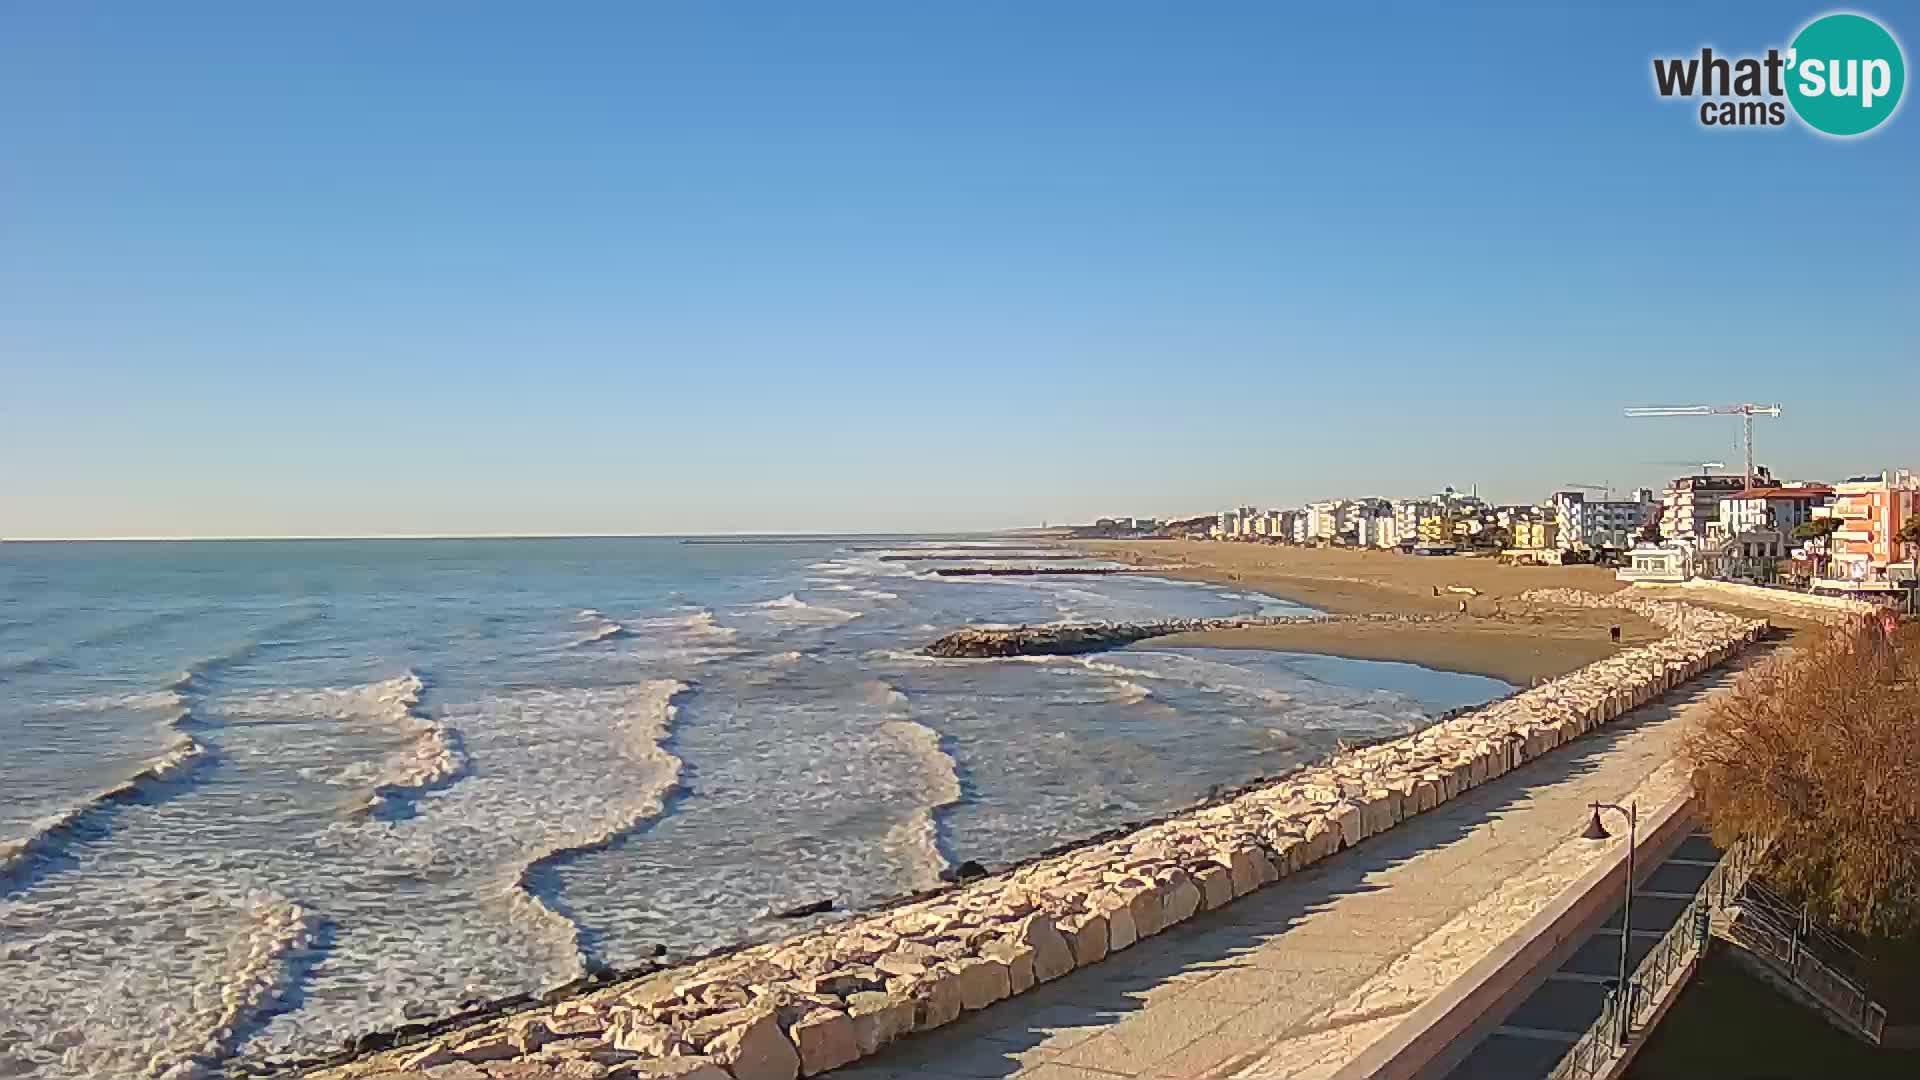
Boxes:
[1083,540,1657,684]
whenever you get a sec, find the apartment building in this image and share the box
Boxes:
[1511,518,1560,551]
[1660,470,1770,542]
[1712,485,1832,538]
[1551,488,1658,551]
[1812,470,1920,588]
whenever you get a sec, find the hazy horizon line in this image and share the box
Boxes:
[0,528,1063,544]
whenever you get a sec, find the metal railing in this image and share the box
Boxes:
[1725,888,1888,1043]
[1548,836,1765,1080]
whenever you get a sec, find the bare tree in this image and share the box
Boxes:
[1684,619,1920,936]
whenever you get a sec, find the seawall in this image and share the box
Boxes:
[1624,579,1878,623]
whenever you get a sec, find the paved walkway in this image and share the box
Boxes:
[828,662,1756,1080]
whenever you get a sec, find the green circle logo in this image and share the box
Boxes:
[1787,13,1905,136]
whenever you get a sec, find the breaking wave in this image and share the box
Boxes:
[752,593,863,625]
[134,894,318,1078]
[872,684,964,890]
[228,671,469,814]
[1,691,205,884]
[665,608,738,643]
[570,609,631,647]
[1,611,333,883]
[352,673,469,815]
[508,679,690,971]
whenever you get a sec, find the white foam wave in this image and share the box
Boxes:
[229,672,469,812]
[674,608,739,642]
[135,893,317,1078]
[358,673,468,814]
[878,716,964,891]
[38,689,189,714]
[570,608,631,647]
[752,593,863,625]
[1,706,207,882]
[0,614,327,881]
[859,679,911,709]
[507,678,690,970]
[591,608,743,668]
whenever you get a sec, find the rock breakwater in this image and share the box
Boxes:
[928,566,1183,578]
[924,615,1342,658]
[294,591,1769,1080]
[922,612,1452,658]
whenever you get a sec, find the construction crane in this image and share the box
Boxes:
[1564,481,1616,499]
[1624,404,1783,491]
[1648,460,1727,475]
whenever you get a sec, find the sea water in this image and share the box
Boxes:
[0,537,1509,1076]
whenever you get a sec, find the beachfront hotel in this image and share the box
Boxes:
[1812,470,1920,591]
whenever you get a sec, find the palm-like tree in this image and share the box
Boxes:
[1794,516,1842,581]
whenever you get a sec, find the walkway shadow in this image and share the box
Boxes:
[836,659,1761,1080]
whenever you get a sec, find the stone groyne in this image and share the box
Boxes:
[921,612,1450,658]
[293,592,1768,1080]
[921,613,1426,658]
[929,565,1183,578]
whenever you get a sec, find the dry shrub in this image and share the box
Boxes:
[1685,617,1920,936]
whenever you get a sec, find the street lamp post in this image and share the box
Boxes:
[1583,800,1639,1046]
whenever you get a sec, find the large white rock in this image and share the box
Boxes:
[844,991,914,1055]
[700,1006,800,1080]
[953,955,1012,1010]
[788,1007,860,1077]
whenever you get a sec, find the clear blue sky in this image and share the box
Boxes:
[3,2,1914,537]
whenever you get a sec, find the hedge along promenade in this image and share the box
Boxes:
[293,592,1769,1080]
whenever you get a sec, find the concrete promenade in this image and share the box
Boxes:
[827,664,1753,1080]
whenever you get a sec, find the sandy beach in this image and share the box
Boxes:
[1081,540,1659,685]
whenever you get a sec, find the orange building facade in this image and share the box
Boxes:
[1812,470,1920,589]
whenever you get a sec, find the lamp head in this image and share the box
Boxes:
[1582,807,1612,842]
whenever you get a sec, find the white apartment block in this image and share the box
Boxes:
[1712,485,1832,539]
[1552,489,1658,551]
[1392,500,1440,544]
[1306,500,1352,542]
[1660,471,1767,542]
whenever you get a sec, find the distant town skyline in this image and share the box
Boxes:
[3,2,1915,539]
